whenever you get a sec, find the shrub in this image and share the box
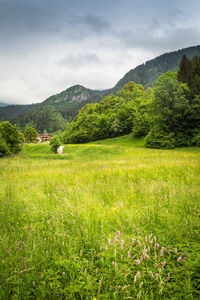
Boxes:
[50,135,61,153]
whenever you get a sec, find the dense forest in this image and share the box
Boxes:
[0,45,200,133]
[62,55,200,149]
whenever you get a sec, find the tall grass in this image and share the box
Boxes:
[0,135,200,298]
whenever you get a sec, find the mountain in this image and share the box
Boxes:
[10,85,109,132]
[1,45,200,132]
[0,104,38,121]
[111,45,200,92]
[0,102,10,107]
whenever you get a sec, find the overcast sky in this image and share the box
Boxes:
[0,0,200,104]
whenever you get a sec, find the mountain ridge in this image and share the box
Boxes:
[1,45,200,131]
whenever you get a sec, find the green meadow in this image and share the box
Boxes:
[0,135,200,299]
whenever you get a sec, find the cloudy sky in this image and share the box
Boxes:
[0,0,200,104]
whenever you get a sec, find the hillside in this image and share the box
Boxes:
[0,103,38,121]
[112,45,200,92]
[1,45,200,131]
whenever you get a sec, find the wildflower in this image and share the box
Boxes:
[137,240,141,246]
[162,261,166,268]
[121,240,124,250]
[108,239,111,245]
[118,230,122,237]
[22,241,25,244]
[154,243,159,249]
[149,234,152,241]
[167,273,170,281]
[114,235,119,242]
[174,247,177,254]
[161,248,164,256]
[128,251,130,258]
[114,263,117,269]
[135,258,140,265]
[132,238,135,244]
[24,257,27,260]
[73,219,75,224]
[114,249,117,256]
[105,244,108,251]
[148,247,150,252]
[17,241,21,244]
[177,257,182,262]
[150,271,154,278]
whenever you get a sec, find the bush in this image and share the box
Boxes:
[145,128,176,149]
[50,135,61,153]
[0,133,10,157]
[24,126,38,143]
[0,121,23,155]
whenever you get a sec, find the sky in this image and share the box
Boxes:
[0,0,200,104]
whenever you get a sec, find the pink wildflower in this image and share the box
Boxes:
[128,251,130,258]
[118,230,122,237]
[132,238,135,244]
[135,258,140,265]
[105,244,108,251]
[114,235,119,242]
[161,248,164,256]
[108,239,111,245]
[177,257,182,262]
[162,261,166,268]
[114,249,116,256]
[150,271,154,278]
[167,273,170,281]
[174,247,177,254]
[121,240,124,250]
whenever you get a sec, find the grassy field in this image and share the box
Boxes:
[0,135,200,299]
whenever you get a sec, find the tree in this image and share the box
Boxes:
[50,135,61,153]
[145,71,190,148]
[0,121,23,154]
[0,132,10,157]
[24,126,38,143]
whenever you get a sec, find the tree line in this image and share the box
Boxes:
[1,55,200,157]
[62,55,200,148]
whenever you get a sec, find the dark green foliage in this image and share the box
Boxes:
[113,45,200,92]
[0,104,38,121]
[0,121,23,156]
[145,69,200,149]
[62,82,153,144]
[0,132,10,156]
[12,105,67,134]
[24,126,38,143]
[50,135,61,153]
[178,55,200,96]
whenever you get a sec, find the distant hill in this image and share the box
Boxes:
[0,102,9,107]
[0,104,38,121]
[111,45,200,92]
[1,45,200,132]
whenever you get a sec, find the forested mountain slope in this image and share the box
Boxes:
[1,45,200,132]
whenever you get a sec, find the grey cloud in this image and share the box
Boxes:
[58,52,101,68]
